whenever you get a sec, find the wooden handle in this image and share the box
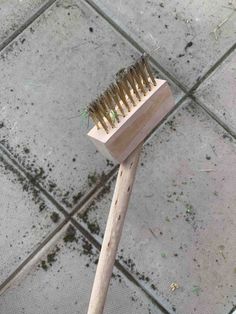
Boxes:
[87,144,142,314]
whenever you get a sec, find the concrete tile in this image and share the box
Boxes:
[0,223,163,314]
[92,0,236,88]
[75,99,236,314]
[0,0,46,44]
[195,51,236,134]
[0,153,62,285]
[0,0,183,211]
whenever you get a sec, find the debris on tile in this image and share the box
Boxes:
[41,260,48,271]
[170,282,179,291]
[192,285,201,296]
[212,4,236,40]
[218,244,226,260]
[184,41,193,51]
[199,168,215,172]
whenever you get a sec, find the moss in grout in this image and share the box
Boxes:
[82,238,93,256]
[63,225,77,243]
[0,154,49,214]
[87,171,99,187]
[82,212,100,235]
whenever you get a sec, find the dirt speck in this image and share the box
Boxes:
[23,147,30,154]
[184,41,193,51]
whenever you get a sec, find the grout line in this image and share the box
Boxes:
[70,218,171,314]
[0,0,57,52]
[146,94,188,142]
[0,142,117,218]
[0,94,185,311]
[0,0,233,151]
[228,305,236,314]
[82,0,234,96]
[191,95,236,139]
[0,220,70,296]
[0,143,69,217]
[189,42,236,93]
[0,0,233,309]
[0,91,187,221]
[70,166,118,216]
[114,260,173,314]
[82,0,236,139]
[0,92,186,298]
[82,0,189,94]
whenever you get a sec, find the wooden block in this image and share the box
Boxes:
[87,79,175,163]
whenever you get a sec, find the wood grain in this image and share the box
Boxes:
[87,143,142,314]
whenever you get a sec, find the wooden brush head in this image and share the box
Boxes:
[87,55,175,163]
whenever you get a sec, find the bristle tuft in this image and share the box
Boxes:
[87,54,156,132]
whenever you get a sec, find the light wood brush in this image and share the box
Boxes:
[87,54,175,314]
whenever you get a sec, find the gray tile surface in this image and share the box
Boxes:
[0,224,163,314]
[0,0,183,211]
[0,153,62,285]
[196,50,236,134]
[0,0,235,312]
[92,0,236,88]
[75,99,236,314]
[0,0,46,45]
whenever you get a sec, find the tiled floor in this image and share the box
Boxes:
[0,0,235,313]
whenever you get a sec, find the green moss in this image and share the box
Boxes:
[186,203,193,214]
[82,213,100,235]
[50,211,60,223]
[41,260,48,271]
[47,252,56,264]
[87,171,98,187]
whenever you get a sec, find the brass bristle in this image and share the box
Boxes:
[87,54,156,132]
[141,54,156,86]
[119,72,135,105]
[127,68,141,101]
[91,101,109,133]
[104,90,120,123]
[88,104,100,129]
[131,65,146,96]
[110,84,125,117]
[116,80,130,112]
[99,96,115,128]
[137,60,151,91]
